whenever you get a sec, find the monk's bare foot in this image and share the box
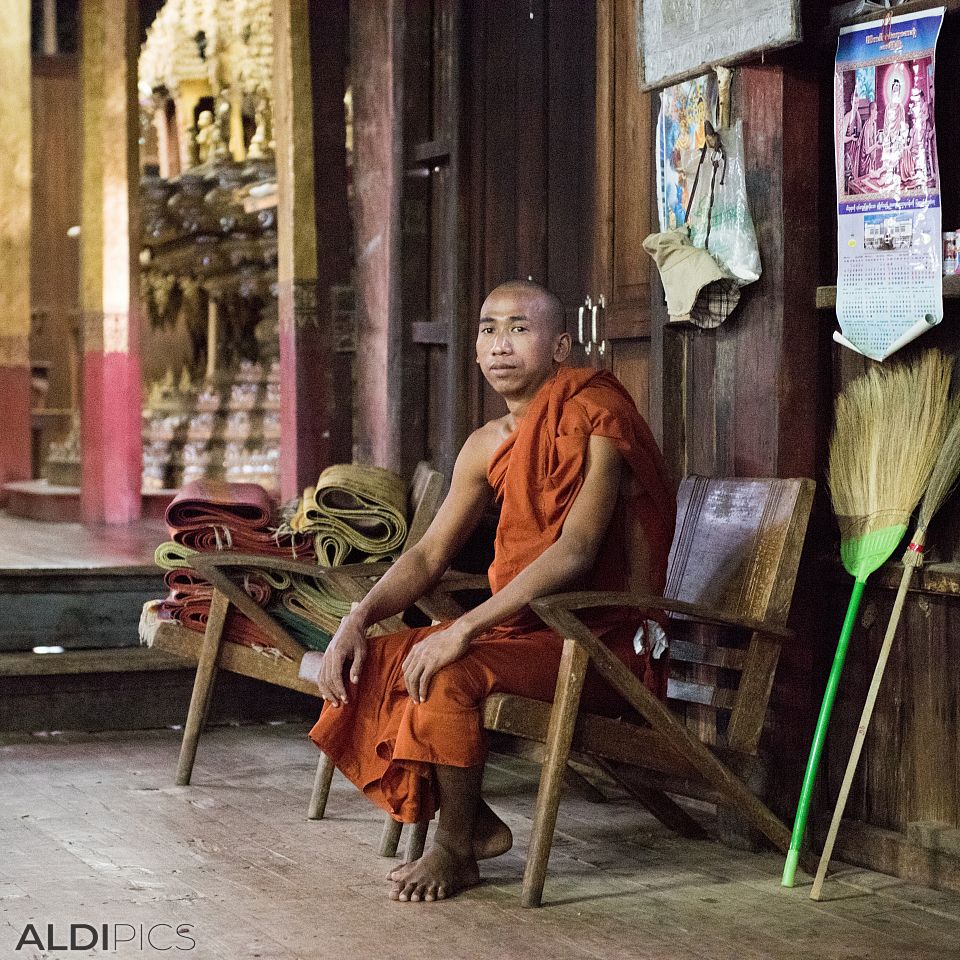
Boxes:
[473,800,512,860]
[388,843,480,902]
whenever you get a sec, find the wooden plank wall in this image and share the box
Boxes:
[464,0,595,431]
[651,61,831,818]
[654,3,960,878]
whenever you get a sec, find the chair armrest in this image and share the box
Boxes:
[188,552,393,580]
[529,591,792,641]
[437,571,490,591]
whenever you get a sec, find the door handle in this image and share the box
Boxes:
[594,295,607,360]
[579,295,593,348]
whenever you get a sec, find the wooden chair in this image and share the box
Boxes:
[490,475,818,905]
[144,462,487,848]
[285,475,817,903]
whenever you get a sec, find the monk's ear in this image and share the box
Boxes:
[553,331,572,363]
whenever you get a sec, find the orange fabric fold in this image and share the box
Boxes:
[309,366,676,822]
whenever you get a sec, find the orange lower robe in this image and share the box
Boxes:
[309,366,677,824]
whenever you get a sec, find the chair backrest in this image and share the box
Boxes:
[662,476,815,753]
[403,462,445,553]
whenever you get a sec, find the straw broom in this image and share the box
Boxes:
[781,349,953,887]
[810,392,960,900]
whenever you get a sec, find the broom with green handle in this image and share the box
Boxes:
[781,350,953,888]
[810,397,960,900]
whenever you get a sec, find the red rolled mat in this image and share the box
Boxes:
[163,568,210,602]
[162,569,273,607]
[172,525,314,560]
[165,480,274,533]
[178,603,278,649]
[157,594,276,649]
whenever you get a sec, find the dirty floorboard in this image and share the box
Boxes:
[1,724,958,960]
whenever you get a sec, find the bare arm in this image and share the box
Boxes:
[315,428,493,705]
[402,434,623,702]
[350,432,493,630]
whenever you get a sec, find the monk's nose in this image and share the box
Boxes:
[491,333,512,353]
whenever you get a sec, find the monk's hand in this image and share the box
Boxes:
[401,623,472,704]
[316,613,369,707]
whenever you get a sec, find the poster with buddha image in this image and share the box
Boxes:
[833,7,944,361]
[655,73,718,238]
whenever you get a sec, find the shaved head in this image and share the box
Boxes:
[485,279,565,336]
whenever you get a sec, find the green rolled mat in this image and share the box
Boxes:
[268,603,331,652]
[282,574,353,635]
[301,464,408,565]
[155,541,199,570]
[254,568,293,591]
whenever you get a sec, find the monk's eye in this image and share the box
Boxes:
[511,325,527,333]
[479,326,493,335]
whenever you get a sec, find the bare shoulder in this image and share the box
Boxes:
[459,416,514,473]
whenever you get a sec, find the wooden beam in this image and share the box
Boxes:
[0,648,191,676]
[351,0,409,472]
[273,0,352,498]
[825,0,960,40]
[0,0,34,494]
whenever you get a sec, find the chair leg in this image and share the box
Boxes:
[404,821,429,862]
[306,752,335,820]
[521,638,589,908]
[563,761,607,804]
[595,757,707,839]
[379,816,403,857]
[175,590,229,786]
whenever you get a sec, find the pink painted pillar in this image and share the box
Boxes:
[0,0,33,496]
[79,0,142,523]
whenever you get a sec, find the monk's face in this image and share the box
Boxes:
[476,287,570,400]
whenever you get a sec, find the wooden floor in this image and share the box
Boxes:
[0,512,165,571]
[1,725,958,960]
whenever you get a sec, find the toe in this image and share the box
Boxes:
[436,884,448,900]
[410,882,428,902]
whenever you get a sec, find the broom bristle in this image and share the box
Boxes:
[917,395,960,533]
[828,350,953,540]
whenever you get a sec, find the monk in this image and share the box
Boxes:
[308,279,676,903]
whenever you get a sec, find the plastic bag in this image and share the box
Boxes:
[684,120,761,286]
[655,74,761,289]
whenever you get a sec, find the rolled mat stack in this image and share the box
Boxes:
[154,481,313,651]
[165,479,316,559]
[152,467,409,654]
[288,464,407,566]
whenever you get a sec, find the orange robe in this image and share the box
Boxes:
[309,366,676,823]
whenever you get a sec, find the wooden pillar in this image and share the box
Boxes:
[656,65,826,482]
[273,0,352,499]
[350,0,406,471]
[79,0,142,523]
[0,0,33,495]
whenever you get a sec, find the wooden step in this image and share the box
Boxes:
[0,568,166,653]
[0,647,191,676]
